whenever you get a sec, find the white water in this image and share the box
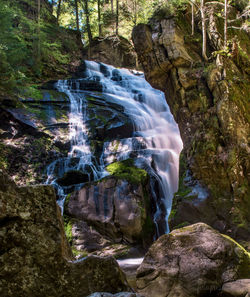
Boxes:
[46,61,183,234]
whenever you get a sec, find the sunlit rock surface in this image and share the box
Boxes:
[136,223,250,297]
[0,170,130,297]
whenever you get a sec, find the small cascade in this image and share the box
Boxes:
[46,60,183,234]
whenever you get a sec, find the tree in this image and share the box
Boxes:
[98,0,102,36]
[200,0,208,60]
[191,1,194,35]
[116,0,119,35]
[57,0,62,23]
[83,0,93,43]
[74,0,80,31]
[111,0,114,13]
[224,0,228,48]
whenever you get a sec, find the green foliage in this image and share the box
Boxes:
[151,0,188,20]
[106,159,148,185]
[0,0,80,95]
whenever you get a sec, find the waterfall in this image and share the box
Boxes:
[46,61,183,234]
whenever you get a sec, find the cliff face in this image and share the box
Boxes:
[132,5,249,243]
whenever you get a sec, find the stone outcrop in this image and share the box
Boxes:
[132,6,250,242]
[65,162,155,255]
[136,223,250,297]
[83,36,137,69]
[0,170,130,297]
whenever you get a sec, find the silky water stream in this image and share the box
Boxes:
[46,60,183,238]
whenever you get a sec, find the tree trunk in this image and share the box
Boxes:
[75,0,80,31]
[98,0,102,37]
[224,0,228,48]
[37,0,41,75]
[200,0,208,61]
[134,0,137,26]
[191,2,194,35]
[111,0,114,13]
[116,0,119,35]
[83,0,92,44]
[57,0,62,23]
[51,0,55,13]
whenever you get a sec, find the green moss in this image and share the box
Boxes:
[64,194,71,212]
[64,219,73,245]
[72,247,88,258]
[172,221,190,229]
[106,159,148,185]
[0,143,9,170]
[222,234,250,277]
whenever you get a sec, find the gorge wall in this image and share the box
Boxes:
[132,3,250,245]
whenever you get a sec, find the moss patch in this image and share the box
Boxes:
[106,159,148,185]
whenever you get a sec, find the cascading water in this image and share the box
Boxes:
[46,60,183,234]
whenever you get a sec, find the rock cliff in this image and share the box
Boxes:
[132,4,250,244]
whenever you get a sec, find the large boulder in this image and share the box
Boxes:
[64,160,156,255]
[0,170,130,297]
[136,223,250,297]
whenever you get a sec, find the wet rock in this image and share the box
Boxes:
[66,176,154,245]
[0,170,130,297]
[136,223,250,297]
[220,279,250,297]
[65,160,155,253]
[57,170,89,186]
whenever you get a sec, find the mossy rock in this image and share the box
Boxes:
[106,159,148,185]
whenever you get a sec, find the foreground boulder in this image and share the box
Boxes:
[136,223,250,297]
[0,170,130,297]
